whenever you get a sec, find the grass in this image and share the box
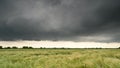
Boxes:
[0,49,120,68]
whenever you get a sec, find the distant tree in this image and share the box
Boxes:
[12,46,18,49]
[22,46,33,49]
[118,47,120,49]
[5,47,11,49]
[0,46,3,49]
[22,46,29,49]
[28,47,33,49]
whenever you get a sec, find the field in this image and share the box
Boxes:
[0,49,120,68]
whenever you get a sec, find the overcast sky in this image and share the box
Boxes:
[0,0,120,42]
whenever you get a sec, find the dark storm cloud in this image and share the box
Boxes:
[0,0,120,42]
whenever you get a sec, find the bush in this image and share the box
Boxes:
[22,46,29,49]
[28,47,33,49]
[0,46,3,49]
[12,46,18,49]
[5,47,11,49]
[22,46,33,49]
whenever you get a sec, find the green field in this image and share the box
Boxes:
[0,49,120,68]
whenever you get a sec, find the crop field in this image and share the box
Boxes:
[0,49,120,68]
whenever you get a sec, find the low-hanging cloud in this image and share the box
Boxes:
[0,0,120,42]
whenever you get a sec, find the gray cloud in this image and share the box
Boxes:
[0,0,120,42]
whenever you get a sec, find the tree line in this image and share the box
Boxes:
[0,46,64,49]
[0,46,120,49]
[0,46,33,49]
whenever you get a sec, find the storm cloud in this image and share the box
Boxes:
[0,0,120,42]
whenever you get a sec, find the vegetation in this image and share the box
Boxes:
[0,49,120,68]
[12,46,18,49]
[22,46,33,49]
[118,47,120,49]
[4,47,11,49]
[0,46,2,49]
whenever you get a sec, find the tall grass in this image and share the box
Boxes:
[0,49,120,68]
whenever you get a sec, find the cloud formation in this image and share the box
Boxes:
[0,0,120,42]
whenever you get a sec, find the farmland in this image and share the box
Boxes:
[0,49,120,68]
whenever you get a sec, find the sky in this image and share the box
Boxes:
[0,0,120,45]
[0,41,120,48]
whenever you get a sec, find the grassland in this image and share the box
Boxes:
[0,49,120,68]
